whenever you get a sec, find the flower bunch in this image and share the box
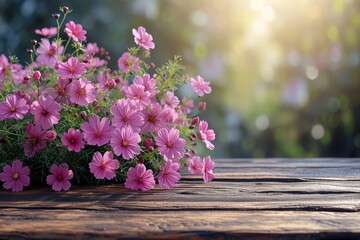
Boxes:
[0,7,215,192]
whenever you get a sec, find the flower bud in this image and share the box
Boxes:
[191,149,197,155]
[148,146,154,152]
[80,111,87,119]
[46,130,57,141]
[52,13,60,19]
[32,71,41,80]
[150,63,155,68]
[191,133,197,139]
[191,117,199,125]
[62,6,69,14]
[73,113,78,118]
[199,102,206,111]
[31,39,37,46]
[26,49,33,55]
[144,138,153,148]
[138,156,145,164]
[189,125,195,129]
[23,76,31,81]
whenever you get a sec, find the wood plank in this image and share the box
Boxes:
[1,182,359,212]
[0,209,359,239]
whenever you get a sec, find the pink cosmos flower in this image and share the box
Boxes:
[34,27,57,38]
[162,107,179,123]
[81,115,113,146]
[132,26,155,50]
[155,128,186,162]
[161,91,180,109]
[46,163,73,191]
[141,103,166,133]
[46,130,57,141]
[54,77,70,100]
[190,75,212,97]
[118,52,140,73]
[158,160,181,189]
[133,74,157,98]
[30,95,61,130]
[97,71,116,91]
[68,78,96,106]
[58,57,87,79]
[61,128,85,152]
[203,156,215,182]
[89,151,119,180]
[124,84,151,108]
[64,21,87,42]
[0,54,9,80]
[0,94,29,120]
[110,127,141,160]
[198,120,216,150]
[110,98,144,132]
[181,97,194,114]
[124,164,155,191]
[36,38,64,67]
[0,159,30,192]
[85,42,100,56]
[188,156,204,175]
[23,122,47,157]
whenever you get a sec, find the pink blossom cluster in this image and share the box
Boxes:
[0,7,216,192]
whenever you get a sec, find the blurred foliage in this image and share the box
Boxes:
[0,0,359,158]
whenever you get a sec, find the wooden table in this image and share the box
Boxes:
[1,158,359,239]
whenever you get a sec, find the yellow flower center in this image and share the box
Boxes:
[10,106,16,112]
[12,172,19,180]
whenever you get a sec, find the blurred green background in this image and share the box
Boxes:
[1,0,359,158]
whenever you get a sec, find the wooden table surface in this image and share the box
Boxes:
[0,158,359,239]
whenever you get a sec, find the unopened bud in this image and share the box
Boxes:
[52,13,60,19]
[191,117,199,125]
[148,146,154,152]
[80,111,87,119]
[150,63,155,68]
[23,76,31,81]
[32,71,41,80]
[199,102,206,111]
[144,138,153,148]
[138,156,145,164]
[31,39,37,46]
[27,49,33,55]
[62,6,69,14]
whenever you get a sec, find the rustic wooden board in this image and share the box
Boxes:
[0,158,359,239]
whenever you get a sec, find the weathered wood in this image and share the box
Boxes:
[0,158,359,239]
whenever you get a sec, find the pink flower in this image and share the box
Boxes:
[97,71,116,91]
[58,57,87,79]
[181,97,194,114]
[133,74,157,98]
[89,151,119,180]
[81,115,113,146]
[203,156,215,182]
[155,128,186,162]
[0,159,30,192]
[34,27,57,38]
[36,39,63,67]
[132,26,155,50]
[110,127,141,160]
[85,43,100,56]
[190,75,212,97]
[0,94,29,120]
[158,160,181,189]
[198,120,216,150]
[118,52,140,73]
[61,128,84,152]
[23,122,47,157]
[46,163,73,191]
[188,156,204,175]
[64,21,87,42]
[141,103,166,133]
[68,78,96,106]
[125,164,155,191]
[124,84,151,108]
[161,91,180,109]
[30,95,61,130]
[110,99,144,132]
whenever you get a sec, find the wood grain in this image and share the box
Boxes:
[0,158,359,239]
